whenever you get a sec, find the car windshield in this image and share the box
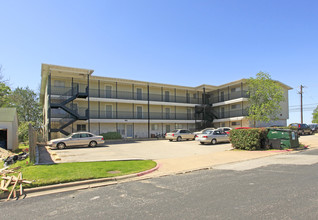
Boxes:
[202,130,213,134]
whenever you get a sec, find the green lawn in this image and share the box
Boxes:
[5,159,157,188]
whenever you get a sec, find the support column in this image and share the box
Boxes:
[241,82,243,97]
[98,80,100,98]
[88,75,90,132]
[174,88,177,102]
[116,82,118,98]
[161,87,163,101]
[228,86,230,100]
[99,122,100,134]
[116,103,118,119]
[132,84,134,99]
[175,106,177,120]
[147,85,150,138]
[48,72,51,141]
[98,102,100,118]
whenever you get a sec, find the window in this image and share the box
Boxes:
[231,104,241,109]
[77,124,86,132]
[214,130,221,135]
[80,133,92,138]
[231,121,241,126]
[193,93,197,99]
[176,124,183,129]
[54,80,65,88]
[72,134,81,138]
[117,124,125,135]
[151,124,158,130]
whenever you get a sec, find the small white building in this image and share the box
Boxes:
[0,108,18,151]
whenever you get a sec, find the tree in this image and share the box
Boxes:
[247,72,285,127]
[9,87,43,142]
[9,87,42,126]
[0,65,11,107]
[313,106,318,123]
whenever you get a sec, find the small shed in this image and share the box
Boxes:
[0,108,18,151]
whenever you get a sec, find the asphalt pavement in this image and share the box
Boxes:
[2,148,318,219]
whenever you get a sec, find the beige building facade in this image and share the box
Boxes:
[0,108,19,151]
[40,64,291,140]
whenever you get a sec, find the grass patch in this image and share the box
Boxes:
[8,159,156,188]
[14,143,29,153]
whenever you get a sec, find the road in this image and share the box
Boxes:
[2,148,318,219]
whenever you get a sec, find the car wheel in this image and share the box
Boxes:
[200,142,205,145]
[89,141,97,147]
[177,136,181,142]
[211,139,217,145]
[301,130,305,135]
[57,142,66,150]
[169,139,173,142]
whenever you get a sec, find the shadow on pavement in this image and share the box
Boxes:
[38,146,55,164]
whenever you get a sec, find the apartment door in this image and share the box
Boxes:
[165,125,171,133]
[106,105,113,118]
[105,86,112,98]
[165,108,170,119]
[126,125,133,138]
[187,109,191,120]
[220,91,225,102]
[136,106,143,119]
[221,107,225,118]
[165,91,170,102]
[186,93,190,103]
[136,88,142,100]
[72,82,79,94]
[0,129,7,150]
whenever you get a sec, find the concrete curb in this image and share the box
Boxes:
[0,162,161,200]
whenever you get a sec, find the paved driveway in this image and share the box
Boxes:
[50,140,232,163]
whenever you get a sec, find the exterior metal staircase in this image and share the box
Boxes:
[50,84,88,136]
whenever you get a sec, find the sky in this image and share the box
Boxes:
[0,0,317,124]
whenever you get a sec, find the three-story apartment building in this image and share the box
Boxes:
[40,64,207,140]
[40,64,291,140]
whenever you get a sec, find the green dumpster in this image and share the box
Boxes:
[267,128,299,149]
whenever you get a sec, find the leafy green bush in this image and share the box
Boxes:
[101,132,122,140]
[229,128,268,150]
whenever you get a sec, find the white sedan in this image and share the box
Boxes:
[195,129,230,145]
[48,132,104,149]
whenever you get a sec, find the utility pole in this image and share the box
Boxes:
[298,85,305,124]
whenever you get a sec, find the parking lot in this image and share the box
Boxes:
[50,139,233,163]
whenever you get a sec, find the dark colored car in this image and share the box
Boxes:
[288,123,313,135]
[309,124,318,133]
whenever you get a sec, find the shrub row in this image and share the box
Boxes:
[229,128,268,150]
[101,132,122,140]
